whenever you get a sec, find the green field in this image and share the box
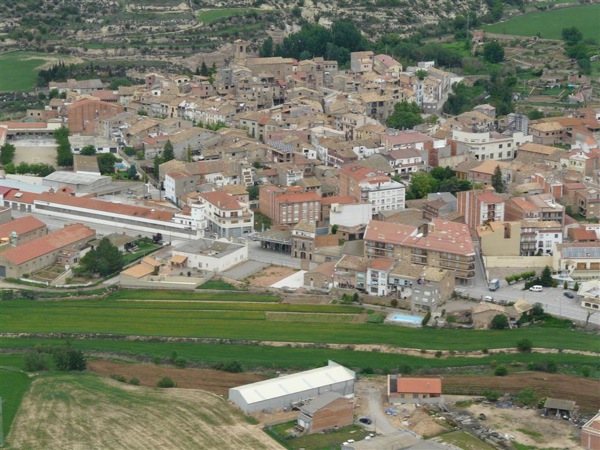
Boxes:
[0,369,31,438]
[0,52,49,92]
[198,8,263,24]
[484,4,600,40]
[1,298,598,351]
[107,289,279,302]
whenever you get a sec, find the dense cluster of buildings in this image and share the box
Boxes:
[0,42,598,310]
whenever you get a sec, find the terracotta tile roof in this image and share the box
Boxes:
[508,197,538,212]
[369,257,395,271]
[396,377,442,395]
[277,190,320,204]
[121,263,154,278]
[0,121,48,129]
[320,196,357,206]
[1,224,95,265]
[571,228,597,241]
[1,216,46,238]
[476,192,503,204]
[471,160,510,176]
[200,190,243,210]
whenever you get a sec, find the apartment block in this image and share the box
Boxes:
[457,190,505,231]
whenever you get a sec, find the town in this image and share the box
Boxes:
[1,19,599,450]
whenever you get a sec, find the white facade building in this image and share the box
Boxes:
[172,238,248,273]
[198,191,254,238]
[453,130,532,161]
[329,203,372,227]
[360,179,406,215]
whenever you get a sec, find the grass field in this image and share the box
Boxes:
[0,369,31,438]
[1,338,598,374]
[484,4,600,40]
[268,421,369,449]
[0,52,48,92]
[437,430,496,450]
[8,373,280,449]
[1,299,598,351]
[198,8,262,24]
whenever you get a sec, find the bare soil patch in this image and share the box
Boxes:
[465,403,579,449]
[444,372,600,413]
[88,359,267,396]
[246,265,296,288]
[13,144,57,166]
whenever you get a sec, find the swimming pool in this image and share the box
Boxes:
[386,313,423,327]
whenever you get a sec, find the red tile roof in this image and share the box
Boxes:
[396,377,442,395]
[1,216,46,238]
[320,196,357,206]
[476,192,503,204]
[1,223,95,265]
[369,258,395,271]
[277,190,321,204]
[199,190,242,210]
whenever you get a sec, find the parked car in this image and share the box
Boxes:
[359,418,372,425]
[529,285,543,292]
[484,295,494,302]
[563,291,574,298]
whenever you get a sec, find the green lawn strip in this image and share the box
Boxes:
[0,369,31,438]
[1,338,597,373]
[484,4,600,40]
[267,420,369,449]
[197,279,240,290]
[0,51,48,92]
[107,289,279,302]
[266,312,358,323]
[199,8,262,24]
[0,353,28,370]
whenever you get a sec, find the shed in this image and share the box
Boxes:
[544,398,577,418]
[229,361,355,414]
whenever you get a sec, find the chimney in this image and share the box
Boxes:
[9,231,18,247]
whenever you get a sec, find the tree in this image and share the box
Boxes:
[80,145,96,156]
[24,351,49,372]
[491,314,508,330]
[483,41,504,63]
[157,376,176,388]
[407,172,439,199]
[247,185,259,201]
[491,165,506,193]
[259,36,274,57]
[494,365,508,376]
[200,61,209,77]
[127,164,139,180]
[562,26,583,46]
[386,101,423,130]
[540,265,553,287]
[97,153,118,175]
[186,145,193,162]
[78,237,124,277]
[0,142,16,166]
[153,155,163,176]
[162,140,175,162]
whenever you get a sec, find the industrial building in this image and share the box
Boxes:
[229,361,355,414]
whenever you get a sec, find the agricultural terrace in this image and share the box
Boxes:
[7,373,280,450]
[484,4,600,40]
[198,8,264,24]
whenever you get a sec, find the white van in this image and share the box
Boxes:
[529,285,543,292]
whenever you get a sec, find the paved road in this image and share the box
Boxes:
[359,383,397,435]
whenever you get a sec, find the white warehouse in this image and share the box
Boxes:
[229,361,355,414]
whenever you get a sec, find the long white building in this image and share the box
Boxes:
[229,361,355,414]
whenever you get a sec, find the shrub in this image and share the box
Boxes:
[174,357,187,368]
[110,374,126,383]
[390,299,398,307]
[222,360,243,373]
[514,388,536,406]
[129,377,140,385]
[580,366,591,378]
[435,351,443,358]
[361,367,374,374]
[491,314,508,330]
[516,338,533,352]
[398,363,413,374]
[545,360,557,373]
[494,365,508,376]
[153,356,162,365]
[24,351,49,372]
[53,347,86,371]
[483,389,501,402]
[157,376,176,388]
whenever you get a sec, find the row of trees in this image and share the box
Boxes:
[562,26,595,75]
[54,127,73,167]
[3,162,55,177]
